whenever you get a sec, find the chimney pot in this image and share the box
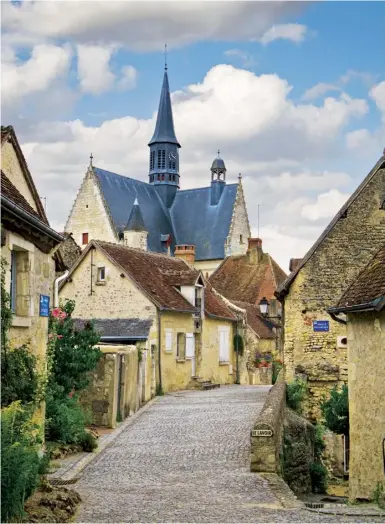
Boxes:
[174,244,195,266]
[248,237,262,250]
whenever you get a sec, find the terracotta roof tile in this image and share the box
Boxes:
[336,244,385,308]
[1,170,43,222]
[204,284,236,321]
[209,250,287,305]
[96,241,198,312]
[232,301,276,339]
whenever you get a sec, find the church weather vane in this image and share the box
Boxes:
[89,152,93,167]
[164,43,168,71]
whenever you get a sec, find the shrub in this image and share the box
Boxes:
[1,346,39,408]
[233,334,244,356]
[286,378,307,413]
[79,432,98,452]
[314,423,326,459]
[45,395,88,445]
[310,461,328,493]
[321,385,349,436]
[1,402,42,522]
[272,360,283,384]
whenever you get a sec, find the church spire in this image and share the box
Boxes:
[148,55,181,208]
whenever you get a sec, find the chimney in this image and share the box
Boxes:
[247,237,263,264]
[174,245,195,266]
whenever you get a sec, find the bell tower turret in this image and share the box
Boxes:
[210,150,226,205]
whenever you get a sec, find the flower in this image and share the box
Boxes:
[57,335,63,339]
[51,308,61,318]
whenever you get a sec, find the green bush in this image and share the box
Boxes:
[1,346,39,408]
[1,402,42,522]
[45,395,88,445]
[321,385,349,436]
[286,378,307,413]
[79,432,98,452]
[233,333,244,356]
[310,461,328,493]
[314,423,326,459]
[272,360,283,384]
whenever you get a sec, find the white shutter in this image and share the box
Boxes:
[165,330,172,353]
[185,333,195,359]
[219,327,230,362]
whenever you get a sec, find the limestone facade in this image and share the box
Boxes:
[225,179,251,258]
[277,159,385,420]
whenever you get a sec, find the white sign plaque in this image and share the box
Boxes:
[252,429,273,437]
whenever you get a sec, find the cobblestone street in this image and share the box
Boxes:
[75,386,382,523]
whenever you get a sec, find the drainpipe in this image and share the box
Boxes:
[157,308,162,392]
[235,319,240,385]
[54,270,69,308]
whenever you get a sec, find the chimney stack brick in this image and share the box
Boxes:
[174,244,195,266]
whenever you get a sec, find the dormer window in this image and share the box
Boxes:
[195,287,202,309]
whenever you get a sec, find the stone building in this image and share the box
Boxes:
[209,237,286,380]
[276,153,385,420]
[1,125,63,385]
[59,240,237,394]
[329,244,385,502]
[64,66,251,277]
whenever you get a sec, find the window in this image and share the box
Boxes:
[177,333,186,360]
[185,333,195,359]
[150,151,155,170]
[9,248,30,317]
[195,287,202,310]
[82,232,89,245]
[161,150,166,169]
[240,234,243,244]
[157,150,162,169]
[86,205,88,209]
[165,329,173,353]
[219,327,230,363]
[97,267,106,282]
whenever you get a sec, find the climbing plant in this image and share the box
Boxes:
[233,333,244,356]
[321,385,349,436]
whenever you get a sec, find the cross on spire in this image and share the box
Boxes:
[89,152,93,166]
[217,149,220,157]
[164,43,168,71]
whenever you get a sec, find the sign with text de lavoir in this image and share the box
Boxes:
[313,320,329,332]
[39,295,50,317]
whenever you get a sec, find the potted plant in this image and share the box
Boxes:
[254,352,263,368]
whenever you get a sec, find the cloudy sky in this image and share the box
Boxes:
[2,1,385,271]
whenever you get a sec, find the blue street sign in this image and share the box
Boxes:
[39,295,50,317]
[313,320,329,332]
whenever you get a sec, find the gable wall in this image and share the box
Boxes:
[226,182,251,257]
[65,171,116,247]
[59,248,158,339]
[1,141,38,212]
[283,167,385,420]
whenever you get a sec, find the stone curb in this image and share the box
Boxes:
[50,396,159,483]
[259,472,304,510]
[305,507,385,517]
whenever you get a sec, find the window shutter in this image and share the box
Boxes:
[219,327,230,362]
[186,333,195,359]
[165,330,172,353]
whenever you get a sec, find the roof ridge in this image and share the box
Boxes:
[93,166,150,187]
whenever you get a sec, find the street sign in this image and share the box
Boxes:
[252,429,273,437]
[313,320,329,332]
[39,295,50,317]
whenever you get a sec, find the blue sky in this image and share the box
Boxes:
[2,1,384,269]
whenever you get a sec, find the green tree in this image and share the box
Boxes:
[321,385,349,436]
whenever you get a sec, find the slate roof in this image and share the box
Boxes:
[171,184,238,260]
[277,154,385,298]
[332,244,385,312]
[1,170,43,222]
[72,318,152,340]
[232,301,275,339]
[124,199,147,232]
[92,167,238,261]
[148,70,180,147]
[209,250,287,305]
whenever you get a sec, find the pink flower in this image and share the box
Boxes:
[57,335,63,339]
[51,308,61,318]
[68,388,75,398]
[48,333,54,340]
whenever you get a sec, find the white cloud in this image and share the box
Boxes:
[77,44,116,95]
[302,83,341,101]
[301,189,350,221]
[1,1,304,51]
[2,44,71,106]
[118,65,137,91]
[259,23,308,45]
[370,81,385,121]
[223,49,256,68]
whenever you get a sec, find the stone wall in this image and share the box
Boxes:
[282,166,385,420]
[201,317,235,385]
[80,345,146,428]
[64,169,116,248]
[250,379,286,473]
[226,180,251,257]
[347,310,385,501]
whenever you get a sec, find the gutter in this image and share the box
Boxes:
[54,270,69,307]
[1,195,63,243]
[328,295,385,316]
[328,311,347,325]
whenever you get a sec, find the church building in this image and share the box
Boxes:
[65,65,251,276]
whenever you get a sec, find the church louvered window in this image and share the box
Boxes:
[161,150,166,169]
[157,150,162,169]
[150,151,155,170]
[168,160,176,170]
